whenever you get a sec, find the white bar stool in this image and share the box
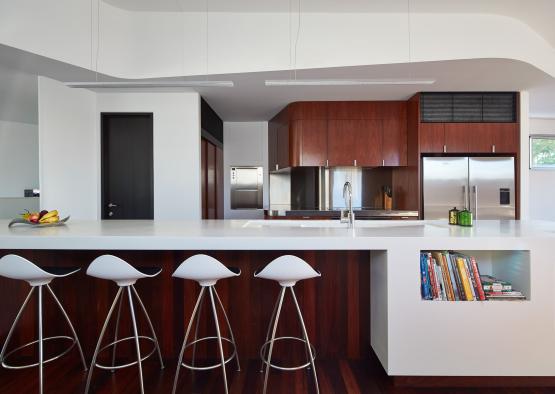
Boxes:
[255,255,321,394]
[171,254,240,394]
[0,254,87,394]
[84,255,164,394]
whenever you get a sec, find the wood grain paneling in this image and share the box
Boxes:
[327,120,358,166]
[444,123,471,153]
[289,102,328,120]
[356,120,382,167]
[419,123,445,153]
[0,250,370,362]
[291,119,328,166]
[382,118,407,166]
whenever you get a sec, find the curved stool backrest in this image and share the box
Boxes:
[172,254,240,286]
[0,254,57,286]
[87,255,155,287]
[255,255,321,287]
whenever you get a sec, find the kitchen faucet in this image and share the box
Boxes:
[341,181,355,228]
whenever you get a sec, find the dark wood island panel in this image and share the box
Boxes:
[0,250,370,363]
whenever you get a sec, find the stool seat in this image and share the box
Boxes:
[87,255,161,286]
[255,255,320,286]
[172,254,240,286]
[0,254,80,286]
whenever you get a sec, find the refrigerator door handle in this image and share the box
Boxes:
[473,185,478,220]
[463,185,469,210]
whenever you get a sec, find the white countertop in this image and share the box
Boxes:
[1,219,554,250]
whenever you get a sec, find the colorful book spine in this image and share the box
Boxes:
[444,252,460,301]
[456,257,474,301]
[469,256,486,301]
[450,253,464,300]
[427,253,439,300]
[462,256,477,300]
[420,253,432,300]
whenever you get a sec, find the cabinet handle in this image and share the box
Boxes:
[382,159,385,166]
[275,164,279,171]
[443,145,447,153]
[354,159,357,166]
[492,145,496,153]
[326,159,329,167]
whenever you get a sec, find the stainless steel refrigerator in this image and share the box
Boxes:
[422,157,515,220]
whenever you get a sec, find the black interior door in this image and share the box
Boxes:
[101,113,154,219]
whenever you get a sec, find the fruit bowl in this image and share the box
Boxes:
[8,210,70,228]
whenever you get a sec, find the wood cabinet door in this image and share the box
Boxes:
[268,121,278,171]
[490,123,519,153]
[356,120,382,167]
[419,123,445,153]
[467,124,494,153]
[327,120,358,166]
[382,118,407,166]
[291,119,328,166]
[276,122,290,169]
[444,123,471,153]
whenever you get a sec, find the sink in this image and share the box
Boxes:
[243,220,427,229]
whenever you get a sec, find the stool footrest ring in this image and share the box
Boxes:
[180,336,238,371]
[1,335,76,370]
[94,335,156,370]
[260,336,316,371]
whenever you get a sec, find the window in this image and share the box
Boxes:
[530,135,555,169]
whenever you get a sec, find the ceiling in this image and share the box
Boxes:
[103,0,555,48]
[0,44,554,122]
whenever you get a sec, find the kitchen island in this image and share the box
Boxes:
[1,219,554,385]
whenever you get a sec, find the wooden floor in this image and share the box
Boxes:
[0,352,553,394]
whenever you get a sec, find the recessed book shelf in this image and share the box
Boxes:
[420,250,530,301]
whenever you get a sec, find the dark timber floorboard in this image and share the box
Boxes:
[0,352,553,393]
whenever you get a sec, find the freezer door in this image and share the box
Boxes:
[469,157,515,220]
[423,157,469,220]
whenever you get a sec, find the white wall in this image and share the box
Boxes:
[529,117,555,221]
[0,120,38,197]
[38,77,97,219]
[97,92,202,220]
[223,122,268,219]
[38,79,202,220]
[519,91,530,220]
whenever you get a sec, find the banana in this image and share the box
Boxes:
[39,215,59,224]
[40,210,58,220]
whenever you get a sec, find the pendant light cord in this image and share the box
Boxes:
[407,0,412,78]
[96,0,100,82]
[206,0,209,80]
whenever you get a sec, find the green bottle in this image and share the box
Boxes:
[458,208,473,227]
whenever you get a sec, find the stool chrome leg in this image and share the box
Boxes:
[172,287,206,394]
[191,288,206,369]
[131,285,164,369]
[290,287,319,394]
[213,287,240,372]
[38,285,43,394]
[260,292,280,373]
[110,293,124,372]
[85,287,123,394]
[46,285,87,371]
[208,286,229,394]
[263,287,286,394]
[127,286,145,394]
[0,287,35,365]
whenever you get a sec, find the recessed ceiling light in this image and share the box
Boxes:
[64,81,234,88]
[264,79,436,86]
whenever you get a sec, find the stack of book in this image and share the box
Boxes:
[420,251,525,301]
[480,275,525,300]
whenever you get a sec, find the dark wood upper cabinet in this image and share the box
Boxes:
[356,120,383,167]
[269,101,408,169]
[327,119,358,166]
[382,118,407,166]
[419,123,445,153]
[444,123,471,153]
[291,119,328,166]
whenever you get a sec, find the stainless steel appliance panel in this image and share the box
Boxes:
[230,166,263,209]
[469,157,515,220]
[329,167,363,209]
[423,157,469,220]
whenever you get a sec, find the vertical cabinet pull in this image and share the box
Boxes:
[275,164,279,171]
[326,159,329,167]
[382,159,385,166]
[443,145,447,153]
[492,145,496,153]
[354,159,357,166]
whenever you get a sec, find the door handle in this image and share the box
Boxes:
[463,185,468,209]
[473,185,478,220]
[108,203,118,208]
